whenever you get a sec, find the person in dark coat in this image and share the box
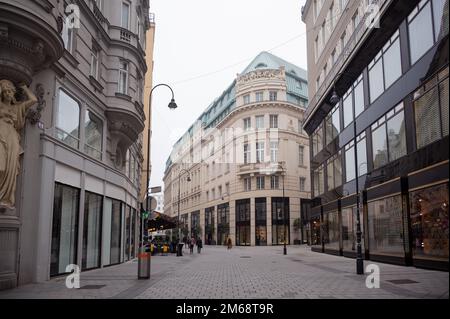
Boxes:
[196,238,203,253]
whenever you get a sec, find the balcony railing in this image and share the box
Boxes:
[305,0,388,122]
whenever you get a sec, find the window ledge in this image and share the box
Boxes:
[63,50,79,68]
[89,75,104,92]
[115,92,132,101]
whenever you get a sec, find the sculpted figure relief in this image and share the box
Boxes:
[0,80,37,208]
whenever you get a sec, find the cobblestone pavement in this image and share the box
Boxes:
[0,245,448,299]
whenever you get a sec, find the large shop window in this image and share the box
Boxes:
[125,206,131,261]
[371,103,406,169]
[130,208,136,259]
[367,195,404,256]
[311,216,321,247]
[255,198,267,246]
[191,211,200,237]
[369,31,402,103]
[414,67,449,149]
[341,206,365,253]
[205,207,215,245]
[102,198,122,266]
[408,0,449,65]
[56,89,80,148]
[84,110,103,160]
[217,203,230,245]
[82,192,102,270]
[410,183,449,262]
[271,197,290,245]
[323,210,340,251]
[236,199,250,246]
[51,183,80,276]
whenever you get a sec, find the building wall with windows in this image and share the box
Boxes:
[163,52,311,247]
[0,0,151,290]
[302,0,449,270]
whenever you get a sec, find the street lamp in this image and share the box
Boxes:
[138,83,177,279]
[176,167,191,256]
[330,82,365,275]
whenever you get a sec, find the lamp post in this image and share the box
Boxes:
[330,86,365,275]
[139,83,177,278]
[176,167,191,256]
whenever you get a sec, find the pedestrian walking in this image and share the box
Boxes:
[227,237,232,250]
[196,237,203,254]
[189,236,196,254]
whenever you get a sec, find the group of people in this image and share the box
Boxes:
[183,236,203,254]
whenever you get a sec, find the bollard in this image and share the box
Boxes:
[138,245,151,279]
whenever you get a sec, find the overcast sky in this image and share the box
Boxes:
[149,0,308,189]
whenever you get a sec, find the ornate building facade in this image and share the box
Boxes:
[163,52,311,247]
[0,0,152,289]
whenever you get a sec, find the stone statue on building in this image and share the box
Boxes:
[0,80,37,208]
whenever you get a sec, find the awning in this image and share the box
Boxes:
[147,211,177,231]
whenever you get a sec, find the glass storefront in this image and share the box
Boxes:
[130,208,136,259]
[236,199,250,245]
[125,205,130,261]
[50,183,80,276]
[271,197,290,245]
[255,198,267,246]
[217,203,229,245]
[205,207,215,245]
[341,206,365,253]
[410,183,449,262]
[323,210,340,251]
[82,191,102,270]
[311,216,321,248]
[110,199,122,265]
[368,195,404,256]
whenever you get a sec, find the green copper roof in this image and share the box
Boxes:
[240,51,307,79]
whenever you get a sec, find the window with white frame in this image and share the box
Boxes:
[256,141,265,163]
[269,91,277,101]
[256,176,265,190]
[299,177,306,191]
[256,115,264,129]
[298,144,305,166]
[271,175,279,189]
[243,143,250,164]
[256,91,264,102]
[243,94,250,104]
[118,61,129,94]
[270,141,278,162]
[62,15,74,53]
[269,114,278,128]
[90,48,99,79]
[244,178,251,191]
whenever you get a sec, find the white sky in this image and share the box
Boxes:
[149,0,308,189]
